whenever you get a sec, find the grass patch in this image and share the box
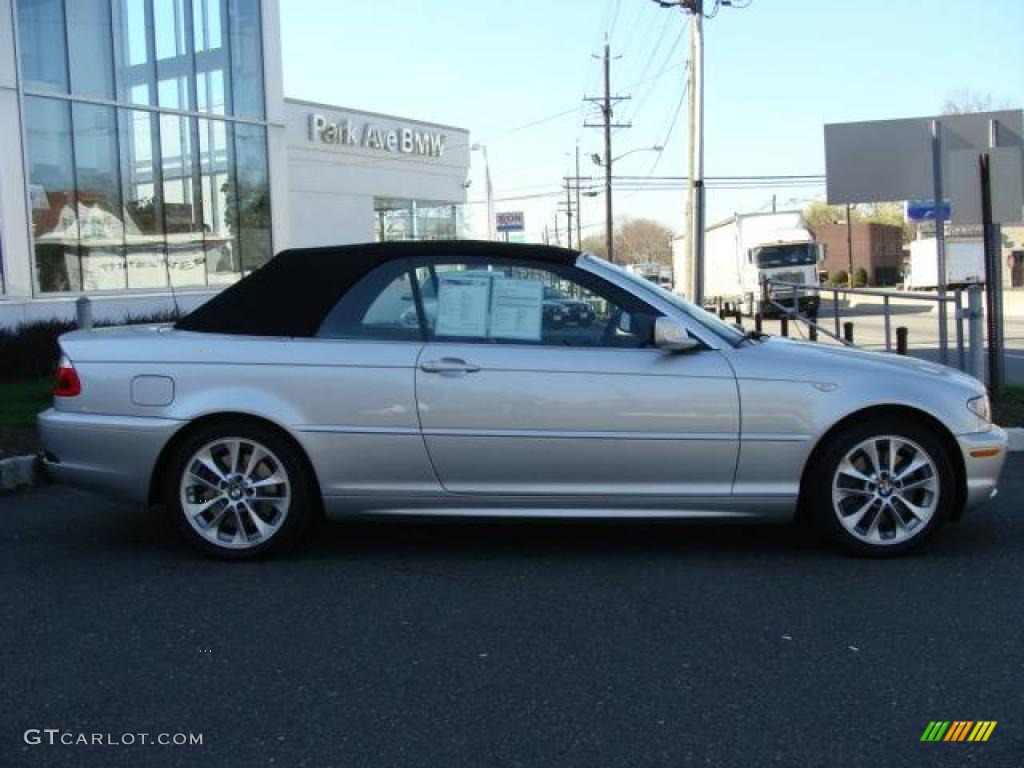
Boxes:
[994,385,1024,428]
[0,377,52,428]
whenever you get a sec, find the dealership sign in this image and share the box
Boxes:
[495,211,525,232]
[309,113,446,158]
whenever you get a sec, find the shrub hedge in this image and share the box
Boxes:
[0,311,177,381]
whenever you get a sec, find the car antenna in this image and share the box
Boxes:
[162,250,182,320]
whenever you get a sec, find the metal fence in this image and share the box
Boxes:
[753,279,986,380]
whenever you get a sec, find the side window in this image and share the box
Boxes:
[317,260,421,340]
[413,259,661,348]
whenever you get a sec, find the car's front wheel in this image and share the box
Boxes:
[806,417,956,556]
[165,421,312,559]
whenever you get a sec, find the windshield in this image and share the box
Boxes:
[753,243,817,268]
[585,255,745,345]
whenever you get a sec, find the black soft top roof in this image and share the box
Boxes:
[175,240,579,337]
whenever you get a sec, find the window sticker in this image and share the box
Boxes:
[489,278,543,340]
[435,275,491,338]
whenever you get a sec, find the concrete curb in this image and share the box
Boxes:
[0,454,42,492]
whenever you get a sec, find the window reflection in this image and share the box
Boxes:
[19,1,271,294]
[154,0,194,110]
[194,0,231,114]
[160,114,206,287]
[228,0,265,118]
[26,97,79,292]
[200,118,239,284]
[67,0,116,99]
[17,0,68,93]
[375,198,459,242]
[73,104,126,291]
[114,0,157,106]
[119,108,168,289]
[233,124,271,273]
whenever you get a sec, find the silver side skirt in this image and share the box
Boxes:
[322,494,797,523]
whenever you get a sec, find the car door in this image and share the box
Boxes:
[412,256,740,497]
[288,258,439,496]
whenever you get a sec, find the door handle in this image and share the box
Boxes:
[419,358,481,374]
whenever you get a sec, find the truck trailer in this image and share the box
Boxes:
[905,237,984,290]
[676,211,822,317]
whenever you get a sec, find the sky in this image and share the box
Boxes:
[280,0,1024,244]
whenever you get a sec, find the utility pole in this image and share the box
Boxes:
[471,143,494,240]
[585,43,630,263]
[554,211,560,248]
[688,1,705,305]
[564,178,574,250]
[575,144,583,248]
[845,203,854,287]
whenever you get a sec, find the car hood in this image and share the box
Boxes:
[734,336,985,393]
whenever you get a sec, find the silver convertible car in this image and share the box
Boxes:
[39,241,1008,558]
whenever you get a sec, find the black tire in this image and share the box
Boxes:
[803,416,956,556]
[164,420,313,559]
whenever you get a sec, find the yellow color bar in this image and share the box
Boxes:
[970,448,1002,458]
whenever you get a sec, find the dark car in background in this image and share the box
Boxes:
[543,285,595,327]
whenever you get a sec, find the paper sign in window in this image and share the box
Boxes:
[435,275,491,338]
[489,278,543,340]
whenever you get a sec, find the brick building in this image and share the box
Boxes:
[810,222,904,286]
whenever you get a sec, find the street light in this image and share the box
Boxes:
[471,143,494,241]
[591,145,663,166]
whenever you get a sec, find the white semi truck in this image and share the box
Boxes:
[679,212,822,317]
[905,237,984,289]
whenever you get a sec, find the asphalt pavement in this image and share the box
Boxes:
[754,300,1024,384]
[1,459,1022,768]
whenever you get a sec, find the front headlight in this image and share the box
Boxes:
[967,394,991,423]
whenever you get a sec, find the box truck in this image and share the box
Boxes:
[905,237,984,289]
[678,212,822,316]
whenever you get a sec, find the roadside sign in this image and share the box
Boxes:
[495,211,525,232]
[948,146,1024,224]
[824,110,1024,206]
[905,199,951,222]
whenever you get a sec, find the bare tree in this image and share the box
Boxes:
[942,89,1010,115]
[579,218,675,265]
[802,201,852,226]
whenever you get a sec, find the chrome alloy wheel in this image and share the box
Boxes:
[179,438,291,550]
[831,435,940,546]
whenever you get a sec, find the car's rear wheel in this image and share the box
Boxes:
[806,417,955,556]
[165,421,312,559]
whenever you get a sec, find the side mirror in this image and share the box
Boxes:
[654,317,700,352]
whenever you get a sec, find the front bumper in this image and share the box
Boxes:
[957,426,1009,513]
[37,409,184,505]
[761,294,820,317]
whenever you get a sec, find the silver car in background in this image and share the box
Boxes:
[38,241,1008,559]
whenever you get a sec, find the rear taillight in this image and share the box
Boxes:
[53,355,81,397]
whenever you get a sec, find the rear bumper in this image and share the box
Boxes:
[957,427,1009,513]
[37,409,184,504]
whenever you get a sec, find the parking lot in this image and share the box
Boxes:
[748,297,1024,384]
[1,456,1021,767]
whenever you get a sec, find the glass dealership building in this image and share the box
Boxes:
[0,0,469,326]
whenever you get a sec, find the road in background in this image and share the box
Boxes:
[748,296,1024,385]
[1,460,1021,767]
